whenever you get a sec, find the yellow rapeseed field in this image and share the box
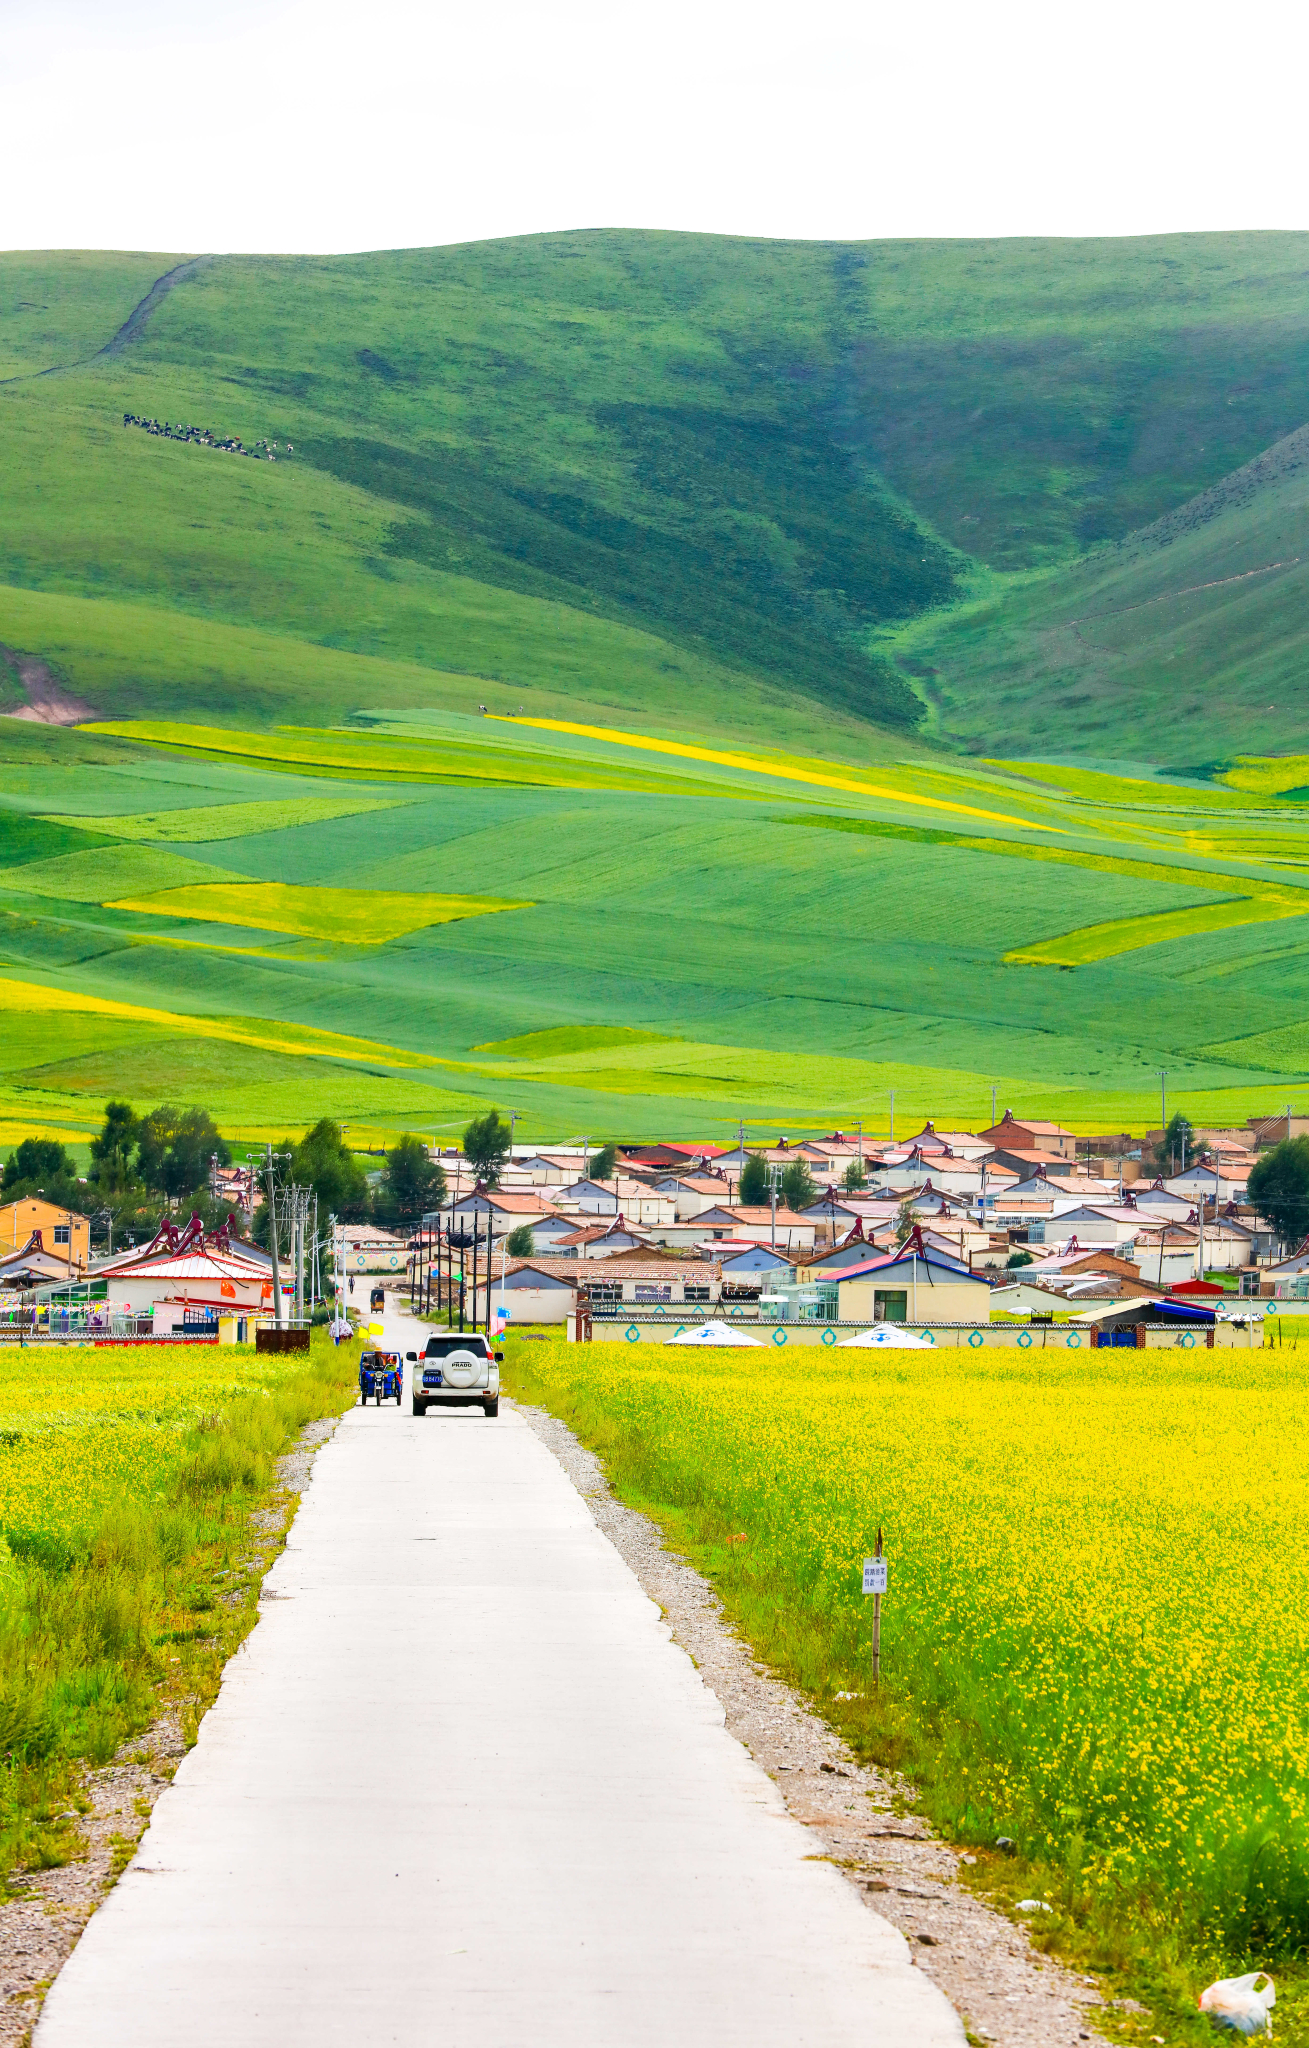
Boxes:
[0,1342,330,1546]
[507,1338,1309,1961]
[0,1337,356,1873]
[106,880,531,943]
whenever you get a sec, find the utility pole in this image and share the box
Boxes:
[472,1212,480,1334]
[296,1188,308,1321]
[890,1091,895,1145]
[254,1145,292,1327]
[1198,1181,1205,1281]
[264,1147,283,1328]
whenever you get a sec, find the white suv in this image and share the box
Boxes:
[407,1334,501,1418]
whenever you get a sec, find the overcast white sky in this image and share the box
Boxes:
[4,0,1306,253]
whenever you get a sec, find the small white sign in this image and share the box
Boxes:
[863,1557,888,1595]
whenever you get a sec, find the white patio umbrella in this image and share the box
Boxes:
[664,1320,765,1346]
[837,1325,933,1349]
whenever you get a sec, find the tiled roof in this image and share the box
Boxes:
[654,1175,733,1192]
[97,1231,268,1277]
[507,1256,720,1282]
[835,1248,976,1282]
[100,1250,273,1283]
[552,1224,651,1247]
[987,1114,1076,1137]
[724,1206,816,1227]
[991,1148,1076,1165]
[0,1198,91,1224]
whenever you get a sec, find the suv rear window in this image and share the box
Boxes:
[423,1335,491,1357]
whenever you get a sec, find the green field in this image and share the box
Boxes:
[2,711,1309,1144]
[5,235,1309,1141]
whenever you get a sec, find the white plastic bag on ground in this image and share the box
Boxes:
[1199,1973,1276,2034]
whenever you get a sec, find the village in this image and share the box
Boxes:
[2,1107,1305,1347]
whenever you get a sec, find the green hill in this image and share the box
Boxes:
[6,230,1309,756]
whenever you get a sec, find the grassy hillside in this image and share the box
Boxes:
[898,422,1309,760]
[0,252,182,379]
[842,233,1309,566]
[5,232,1309,757]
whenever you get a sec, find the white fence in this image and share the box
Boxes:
[585,1315,1257,1350]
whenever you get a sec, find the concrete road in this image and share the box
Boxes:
[38,1308,963,2048]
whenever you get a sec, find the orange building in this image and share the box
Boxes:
[0,1198,89,1272]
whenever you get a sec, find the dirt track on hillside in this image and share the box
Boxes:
[0,645,97,725]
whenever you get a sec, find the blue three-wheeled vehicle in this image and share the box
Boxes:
[359,1349,403,1406]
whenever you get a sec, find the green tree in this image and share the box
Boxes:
[0,1135,85,1221]
[780,1159,817,1212]
[1248,1137,1309,1249]
[843,1157,868,1192]
[289,1119,371,1220]
[738,1152,769,1204]
[134,1106,180,1192]
[505,1223,536,1256]
[588,1142,618,1182]
[1155,1112,1195,1172]
[895,1198,917,1243]
[89,1100,137,1191]
[153,1109,230,1199]
[2,1137,75,1191]
[378,1134,446,1225]
[463,1109,512,1187]
[1006,1249,1034,1269]
[132,1107,230,1199]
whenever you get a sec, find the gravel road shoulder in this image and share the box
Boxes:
[516,1397,1114,2048]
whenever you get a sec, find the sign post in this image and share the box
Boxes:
[863,1530,888,1687]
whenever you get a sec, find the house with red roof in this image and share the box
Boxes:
[89,1216,285,1330]
[977,1110,1078,1161]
